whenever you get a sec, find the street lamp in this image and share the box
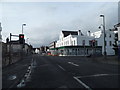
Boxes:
[100,14,106,56]
[22,24,26,34]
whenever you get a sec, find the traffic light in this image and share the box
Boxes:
[19,34,25,44]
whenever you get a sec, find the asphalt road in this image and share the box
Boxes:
[2,54,120,89]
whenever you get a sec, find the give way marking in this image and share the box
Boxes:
[68,62,79,67]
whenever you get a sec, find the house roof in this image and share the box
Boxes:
[62,31,78,37]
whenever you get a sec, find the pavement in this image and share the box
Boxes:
[2,55,33,89]
[90,55,119,65]
[2,54,120,89]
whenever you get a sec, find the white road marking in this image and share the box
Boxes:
[17,59,34,88]
[68,62,79,66]
[17,79,25,88]
[9,79,20,88]
[58,65,66,71]
[73,77,92,90]
[75,73,120,78]
[8,75,17,80]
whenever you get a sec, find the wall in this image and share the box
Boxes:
[93,30,115,55]
[58,46,102,56]
[56,30,115,55]
[0,22,1,41]
[77,35,94,46]
[118,27,120,41]
[118,26,120,58]
[0,23,2,90]
[2,43,32,67]
[0,42,1,90]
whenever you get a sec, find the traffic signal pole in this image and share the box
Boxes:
[19,34,25,58]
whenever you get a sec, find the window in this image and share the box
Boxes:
[89,40,92,46]
[95,41,98,46]
[82,40,85,46]
[109,34,111,38]
[109,41,112,46]
[72,49,74,52]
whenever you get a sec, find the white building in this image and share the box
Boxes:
[55,30,102,56]
[56,30,94,47]
[35,48,40,54]
[91,30,115,55]
[0,22,2,77]
[116,23,120,57]
[117,25,120,42]
[0,22,2,42]
[55,29,115,56]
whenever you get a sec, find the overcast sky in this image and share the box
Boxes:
[0,2,118,47]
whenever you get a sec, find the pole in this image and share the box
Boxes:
[22,24,26,34]
[22,24,23,34]
[100,15,106,56]
[103,16,106,56]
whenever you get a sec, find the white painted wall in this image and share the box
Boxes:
[0,22,2,90]
[35,49,40,54]
[117,27,120,41]
[91,30,115,55]
[77,35,94,46]
[117,26,120,50]
[0,23,2,42]
[0,41,1,90]
[56,30,115,55]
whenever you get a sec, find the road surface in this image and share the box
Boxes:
[2,54,120,89]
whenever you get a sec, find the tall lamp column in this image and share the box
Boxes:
[100,15,106,56]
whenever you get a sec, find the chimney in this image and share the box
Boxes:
[6,38,9,43]
[78,30,81,35]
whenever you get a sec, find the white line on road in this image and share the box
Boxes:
[58,65,66,71]
[68,62,79,67]
[73,77,92,90]
[75,73,120,78]
[9,78,21,88]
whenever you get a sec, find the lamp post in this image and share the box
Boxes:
[100,15,106,56]
[22,24,26,34]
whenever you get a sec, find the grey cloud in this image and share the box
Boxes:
[2,2,118,48]
[26,23,60,47]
